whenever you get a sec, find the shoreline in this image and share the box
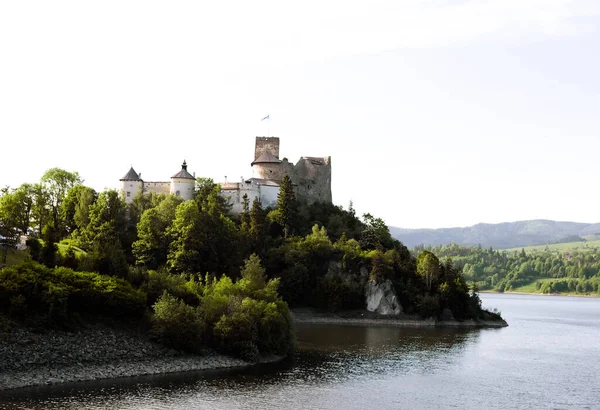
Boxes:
[480,290,600,298]
[291,309,508,329]
[1,308,507,391]
[0,354,282,392]
[0,323,282,391]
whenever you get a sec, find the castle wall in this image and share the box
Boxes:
[254,137,280,160]
[221,182,260,215]
[170,178,195,201]
[143,182,171,196]
[220,180,279,216]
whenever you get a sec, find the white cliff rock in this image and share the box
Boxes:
[365,280,402,315]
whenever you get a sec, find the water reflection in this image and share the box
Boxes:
[4,294,599,409]
[1,325,482,409]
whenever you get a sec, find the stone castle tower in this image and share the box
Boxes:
[251,137,332,204]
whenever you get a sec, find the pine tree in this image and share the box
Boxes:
[240,193,250,233]
[249,197,266,241]
[274,175,298,238]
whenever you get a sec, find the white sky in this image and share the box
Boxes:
[1,0,599,228]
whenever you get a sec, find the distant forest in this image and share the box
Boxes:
[421,243,600,295]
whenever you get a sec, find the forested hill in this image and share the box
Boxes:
[389,220,600,249]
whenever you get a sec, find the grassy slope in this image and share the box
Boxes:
[493,240,600,295]
[504,239,600,254]
[509,278,555,293]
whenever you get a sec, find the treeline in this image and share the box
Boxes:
[420,243,600,295]
[1,169,494,357]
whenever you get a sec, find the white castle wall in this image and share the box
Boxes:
[221,180,280,215]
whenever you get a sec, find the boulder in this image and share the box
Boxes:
[365,280,402,315]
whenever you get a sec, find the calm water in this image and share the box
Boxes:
[1,293,600,409]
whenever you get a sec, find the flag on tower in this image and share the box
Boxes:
[261,115,270,121]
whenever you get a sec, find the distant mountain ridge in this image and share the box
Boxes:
[389,219,600,249]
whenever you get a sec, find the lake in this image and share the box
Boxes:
[1,293,599,409]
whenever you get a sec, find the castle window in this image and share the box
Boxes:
[176,190,180,197]
[127,191,131,197]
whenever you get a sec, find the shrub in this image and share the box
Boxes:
[151,291,204,352]
[199,255,294,359]
[26,238,41,262]
[143,270,199,306]
[0,262,146,322]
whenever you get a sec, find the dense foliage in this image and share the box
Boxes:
[0,262,146,323]
[0,168,496,358]
[422,243,600,295]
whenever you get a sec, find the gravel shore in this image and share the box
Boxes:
[0,323,277,391]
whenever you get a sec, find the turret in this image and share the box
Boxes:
[170,160,196,200]
[252,137,283,181]
[120,166,143,204]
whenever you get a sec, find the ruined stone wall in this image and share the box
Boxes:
[287,156,332,205]
[254,137,280,160]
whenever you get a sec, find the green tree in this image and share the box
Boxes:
[194,178,230,216]
[361,213,394,250]
[416,250,441,292]
[168,201,241,275]
[240,193,251,232]
[133,195,182,269]
[40,168,83,232]
[60,185,97,235]
[272,175,298,238]
[249,197,267,248]
[0,184,34,234]
[79,190,128,276]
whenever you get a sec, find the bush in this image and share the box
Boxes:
[143,270,199,306]
[151,291,204,352]
[26,238,41,262]
[0,262,146,323]
[199,255,294,360]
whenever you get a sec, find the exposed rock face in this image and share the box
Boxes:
[365,280,402,315]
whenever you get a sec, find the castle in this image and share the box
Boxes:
[119,137,332,214]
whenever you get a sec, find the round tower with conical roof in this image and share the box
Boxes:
[170,160,196,200]
[252,137,283,180]
[120,166,143,204]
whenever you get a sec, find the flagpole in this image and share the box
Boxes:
[261,114,270,137]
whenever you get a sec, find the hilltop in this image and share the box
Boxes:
[389,219,600,249]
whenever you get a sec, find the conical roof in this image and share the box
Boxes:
[251,151,281,165]
[120,167,141,181]
[171,160,195,180]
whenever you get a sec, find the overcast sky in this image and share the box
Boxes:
[1,0,599,228]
